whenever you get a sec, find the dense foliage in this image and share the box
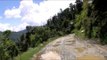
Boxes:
[0,0,107,59]
[75,0,107,44]
[0,30,19,60]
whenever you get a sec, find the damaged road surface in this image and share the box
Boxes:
[32,34,107,60]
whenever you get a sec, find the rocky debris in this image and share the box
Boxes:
[32,34,107,60]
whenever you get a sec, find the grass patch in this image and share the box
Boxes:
[14,45,43,60]
[14,36,59,60]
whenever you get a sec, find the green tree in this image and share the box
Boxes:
[75,0,83,14]
[3,30,11,38]
[0,33,18,60]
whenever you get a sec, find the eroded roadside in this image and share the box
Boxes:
[32,34,107,60]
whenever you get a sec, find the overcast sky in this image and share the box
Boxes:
[0,0,75,32]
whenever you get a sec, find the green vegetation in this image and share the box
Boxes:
[0,0,107,60]
[0,30,19,60]
[74,0,107,44]
[15,45,42,60]
[15,36,59,60]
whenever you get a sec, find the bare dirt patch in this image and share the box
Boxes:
[41,51,61,60]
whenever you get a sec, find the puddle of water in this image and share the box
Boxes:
[77,55,105,60]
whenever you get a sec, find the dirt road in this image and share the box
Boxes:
[32,34,107,60]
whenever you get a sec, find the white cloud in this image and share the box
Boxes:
[0,23,11,31]
[3,0,75,31]
[20,0,75,25]
[0,22,29,32]
[13,22,29,31]
[4,7,21,18]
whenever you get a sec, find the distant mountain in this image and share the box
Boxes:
[0,31,2,34]
[9,30,27,42]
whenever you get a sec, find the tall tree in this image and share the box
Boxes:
[75,0,83,14]
[3,30,11,38]
[93,0,107,12]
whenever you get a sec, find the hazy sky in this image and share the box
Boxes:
[0,0,75,32]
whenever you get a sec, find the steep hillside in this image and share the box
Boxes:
[1,0,107,60]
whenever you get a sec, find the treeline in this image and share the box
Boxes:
[0,0,107,60]
[0,30,19,60]
[16,0,78,54]
[74,0,107,44]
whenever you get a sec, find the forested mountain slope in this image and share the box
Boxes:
[0,0,107,60]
